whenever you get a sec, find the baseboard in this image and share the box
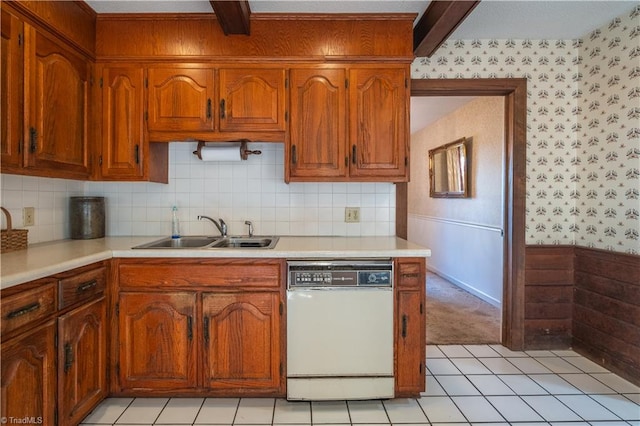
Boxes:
[427,266,501,308]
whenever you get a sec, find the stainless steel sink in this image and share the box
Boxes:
[210,236,279,249]
[132,236,220,249]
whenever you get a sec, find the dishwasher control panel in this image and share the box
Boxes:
[288,260,393,288]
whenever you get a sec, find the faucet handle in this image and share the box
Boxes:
[244,220,254,237]
[219,219,227,237]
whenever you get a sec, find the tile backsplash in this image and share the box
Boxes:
[1,143,396,244]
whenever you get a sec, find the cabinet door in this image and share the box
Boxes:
[288,68,347,180]
[395,258,426,396]
[100,66,145,179]
[349,67,408,181]
[1,321,56,426]
[58,297,107,425]
[1,9,24,171]
[147,67,215,132]
[118,292,197,391]
[218,68,286,132]
[24,26,90,178]
[203,292,282,392]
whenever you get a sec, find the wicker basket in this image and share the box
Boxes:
[1,207,28,253]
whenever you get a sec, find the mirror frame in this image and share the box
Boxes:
[428,137,469,198]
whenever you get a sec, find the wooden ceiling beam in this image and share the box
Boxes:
[209,1,251,35]
[413,0,480,57]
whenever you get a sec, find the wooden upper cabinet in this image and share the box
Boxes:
[218,68,286,132]
[288,68,347,180]
[349,67,408,181]
[203,292,282,392]
[147,67,215,132]
[100,65,145,179]
[118,292,198,391]
[24,25,91,179]
[1,9,24,172]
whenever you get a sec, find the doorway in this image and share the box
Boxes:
[396,78,527,350]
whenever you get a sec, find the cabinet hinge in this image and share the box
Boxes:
[419,363,423,374]
[279,302,283,315]
[284,111,288,122]
[99,155,103,166]
[420,302,423,314]
[145,78,148,88]
[144,111,148,121]
[18,33,22,46]
[100,77,103,88]
[115,303,119,316]
[345,79,349,89]
[405,156,408,167]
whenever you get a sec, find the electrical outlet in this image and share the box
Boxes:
[23,207,35,226]
[344,207,360,223]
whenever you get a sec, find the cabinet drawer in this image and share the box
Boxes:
[396,261,424,288]
[119,260,281,289]
[59,266,107,309]
[1,282,57,335]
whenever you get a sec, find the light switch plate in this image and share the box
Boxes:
[345,207,360,223]
[23,207,35,226]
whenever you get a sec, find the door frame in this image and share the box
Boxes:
[397,78,527,350]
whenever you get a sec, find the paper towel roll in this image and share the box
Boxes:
[199,145,242,162]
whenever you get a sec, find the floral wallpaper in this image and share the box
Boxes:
[412,5,640,254]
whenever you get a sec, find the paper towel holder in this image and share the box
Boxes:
[192,140,262,161]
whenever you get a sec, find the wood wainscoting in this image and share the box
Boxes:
[525,245,640,386]
[524,246,574,349]
[572,247,640,386]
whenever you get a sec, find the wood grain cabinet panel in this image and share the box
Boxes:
[218,68,286,132]
[147,67,215,132]
[288,68,347,180]
[24,25,91,179]
[394,258,426,396]
[287,65,409,182]
[1,8,24,171]
[99,65,145,179]
[203,292,281,391]
[1,321,57,426]
[117,292,198,391]
[58,297,107,425]
[349,67,408,180]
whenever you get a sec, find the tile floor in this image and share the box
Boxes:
[81,345,640,425]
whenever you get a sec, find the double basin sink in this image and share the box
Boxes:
[133,235,279,250]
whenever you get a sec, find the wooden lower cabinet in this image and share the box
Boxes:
[118,292,198,391]
[394,258,426,396]
[1,321,57,426]
[58,297,108,425]
[114,259,285,396]
[203,292,281,391]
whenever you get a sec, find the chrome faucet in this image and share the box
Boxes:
[245,220,254,237]
[198,215,227,237]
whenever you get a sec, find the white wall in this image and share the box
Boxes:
[1,143,397,244]
[408,96,505,306]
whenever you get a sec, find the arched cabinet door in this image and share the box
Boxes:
[218,68,286,132]
[288,67,348,180]
[24,26,90,179]
[203,292,282,392]
[117,292,198,391]
[349,66,408,181]
[147,66,215,132]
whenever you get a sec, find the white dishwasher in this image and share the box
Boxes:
[286,259,394,401]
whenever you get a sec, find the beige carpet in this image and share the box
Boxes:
[426,272,501,344]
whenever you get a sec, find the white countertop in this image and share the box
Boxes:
[0,236,430,289]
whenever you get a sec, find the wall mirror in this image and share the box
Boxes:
[429,137,469,198]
